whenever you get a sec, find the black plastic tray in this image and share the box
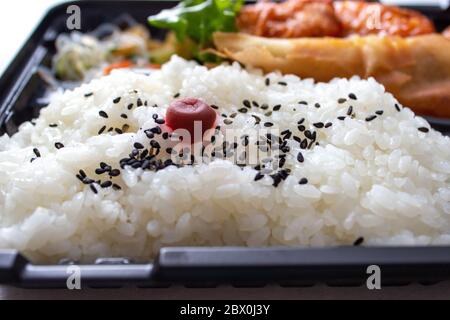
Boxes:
[1,0,450,289]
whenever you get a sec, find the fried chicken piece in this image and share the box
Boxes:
[334,1,435,37]
[237,0,342,38]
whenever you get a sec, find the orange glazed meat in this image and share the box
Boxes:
[237,0,435,38]
[237,0,342,38]
[334,1,436,37]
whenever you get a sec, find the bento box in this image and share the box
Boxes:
[1,1,450,288]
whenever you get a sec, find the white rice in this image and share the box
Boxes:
[0,56,449,263]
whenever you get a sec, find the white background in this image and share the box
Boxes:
[0,0,63,76]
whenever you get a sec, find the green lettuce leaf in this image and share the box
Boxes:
[148,0,243,61]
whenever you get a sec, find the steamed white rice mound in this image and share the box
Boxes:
[0,56,450,263]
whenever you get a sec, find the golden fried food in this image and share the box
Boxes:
[334,1,435,37]
[237,0,342,38]
[213,32,450,117]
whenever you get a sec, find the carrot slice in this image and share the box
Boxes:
[104,60,134,75]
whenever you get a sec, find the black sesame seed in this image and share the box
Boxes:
[115,128,123,134]
[252,101,259,108]
[353,237,364,246]
[254,172,264,181]
[298,125,305,132]
[365,115,377,122]
[49,123,58,128]
[337,116,346,121]
[281,146,290,153]
[238,108,248,113]
[348,93,357,100]
[325,122,333,128]
[273,105,282,111]
[162,132,169,140]
[347,106,353,116]
[137,98,143,107]
[264,122,274,128]
[297,152,304,163]
[134,142,144,149]
[99,111,108,118]
[113,97,121,104]
[224,119,233,125]
[150,140,161,149]
[150,127,162,134]
[243,100,251,109]
[110,169,121,177]
[278,81,287,86]
[101,181,113,188]
[299,178,308,185]
[314,103,321,109]
[271,174,282,187]
[375,110,384,116]
[211,104,219,110]
[83,178,94,185]
[95,168,106,175]
[145,131,155,139]
[300,139,308,149]
[221,113,228,118]
[100,162,108,169]
[229,113,237,119]
[338,98,347,104]
[98,126,107,135]
[84,92,93,98]
[79,170,87,178]
[130,149,139,157]
[418,127,429,133]
[173,93,180,98]
[260,104,269,110]
[282,131,292,140]
[298,101,308,105]
[90,184,98,194]
[293,136,302,144]
[127,103,134,110]
[140,149,149,159]
[297,118,305,125]
[252,114,261,124]
[313,122,324,129]
[155,118,165,125]
[33,148,41,157]
[304,130,313,139]
[112,184,122,191]
[265,78,270,86]
[395,104,401,112]
[120,114,127,119]
[55,142,64,149]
